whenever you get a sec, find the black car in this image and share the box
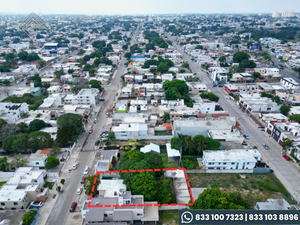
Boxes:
[95,140,100,146]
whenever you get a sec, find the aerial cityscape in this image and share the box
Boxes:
[0,1,300,224]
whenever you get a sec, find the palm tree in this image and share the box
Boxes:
[193,135,207,156]
[184,135,194,155]
[172,133,187,164]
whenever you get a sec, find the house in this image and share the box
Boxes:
[47,86,60,94]
[166,143,181,162]
[172,117,236,137]
[94,150,119,174]
[140,143,160,154]
[0,102,29,124]
[39,127,58,140]
[224,84,239,93]
[256,199,291,210]
[30,87,41,96]
[0,167,48,209]
[41,78,59,86]
[280,77,299,90]
[112,123,148,140]
[267,121,300,145]
[39,94,62,108]
[202,149,261,170]
[26,150,51,169]
[81,182,159,224]
[76,89,99,106]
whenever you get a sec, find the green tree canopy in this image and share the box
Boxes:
[29,119,52,132]
[28,131,53,152]
[280,105,291,116]
[45,156,59,170]
[289,114,300,123]
[233,51,250,63]
[89,80,103,91]
[22,209,37,225]
[200,92,219,102]
[2,135,15,152]
[57,113,83,142]
[84,175,100,196]
[12,133,28,152]
[131,172,157,201]
[190,188,251,210]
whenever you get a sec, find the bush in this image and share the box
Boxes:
[22,209,37,225]
[61,179,65,185]
[29,105,38,111]
[45,156,59,170]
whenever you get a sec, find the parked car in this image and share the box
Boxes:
[77,187,83,195]
[89,129,93,134]
[80,176,86,184]
[94,118,97,123]
[102,131,109,134]
[30,201,43,208]
[95,140,100,146]
[69,202,77,212]
[212,84,217,87]
[263,144,269,150]
[100,99,105,101]
[73,162,78,170]
[244,134,250,140]
[283,155,290,161]
[83,166,89,175]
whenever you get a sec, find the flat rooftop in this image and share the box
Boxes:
[203,149,259,162]
[97,180,126,197]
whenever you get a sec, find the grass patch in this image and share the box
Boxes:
[161,149,178,169]
[0,181,6,187]
[57,106,64,108]
[155,130,172,136]
[187,173,296,205]
[158,210,178,225]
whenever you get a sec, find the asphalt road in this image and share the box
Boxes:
[169,35,300,203]
[46,24,141,225]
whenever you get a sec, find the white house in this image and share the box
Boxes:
[202,149,261,170]
[280,77,299,90]
[140,143,160,154]
[26,150,51,169]
[0,102,29,124]
[47,86,60,94]
[166,143,181,162]
[112,123,148,139]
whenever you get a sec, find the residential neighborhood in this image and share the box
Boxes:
[0,2,300,225]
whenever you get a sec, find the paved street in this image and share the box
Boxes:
[169,35,300,203]
[45,24,140,225]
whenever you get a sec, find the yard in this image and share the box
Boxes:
[155,130,172,136]
[161,149,178,169]
[187,173,296,205]
[0,182,6,187]
[158,210,178,225]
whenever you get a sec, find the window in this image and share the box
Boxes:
[216,167,220,169]
[218,163,221,165]
[223,163,226,165]
[137,213,143,216]
[36,162,39,165]
[267,108,271,110]
[1,203,5,206]
[247,162,249,165]
[104,214,107,217]
[13,202,18,205]
[231,162,235,165]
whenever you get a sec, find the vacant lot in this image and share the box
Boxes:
[161,149,178,169]
[187,173,295,205]
[158,210,178,225]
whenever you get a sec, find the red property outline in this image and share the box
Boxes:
[87,167,194,208]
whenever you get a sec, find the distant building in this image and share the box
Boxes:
[281,11,294,18]
[256,199,291,210]
[272,12,280,18]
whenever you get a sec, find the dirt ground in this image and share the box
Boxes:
[187,173,295,205]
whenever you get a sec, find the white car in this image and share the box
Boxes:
[30,201,43,208]
[77,187,83,195]
[73,162,79,170]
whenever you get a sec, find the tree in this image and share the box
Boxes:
[54,69,65,78]
[84,175,100,196]
[2,80,10,86]
[29,119,51,132]
[78,32,84,39]
[205,137,221,150]
[190,188,250,210]
[200,92,219,102]
[0,157,8,171]
[0,119,7,128]
[51,142,61,156]
[68,69,74,74]
[163,112,170,123]
[107,131,115,141]
[57,113,84,142]
[280,105,291,116]
[22,210,37,225]
[219,56,226,62]
[28,131,53,152]
[89,67,96,76]
[131,172,157,201]
[289,114,300,123]
[156,177,176,204]
[12,133,28,152]
[57,124,71,146]
[193,134,207,156]
[29,105,38,111]
[2,135,15,152]
[282,138,294,152]
[34,81,43,88]
[56,186,61,192]
[124,52,131,60]
[10,155,28,168]
[252,72,262,80]
[89,80,102,91]
[233,51,250,63]
[182,62,189,68]
[18,51,29,61]
[45,156,59,170]
[37,60,46,68]
[78,49,85,55]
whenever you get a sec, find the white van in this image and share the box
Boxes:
[83,166,89,175]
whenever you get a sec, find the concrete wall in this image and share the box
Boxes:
[115,135,173,140]
[253,168,271,173]
[206,169,254,173]
[0,172,14,178]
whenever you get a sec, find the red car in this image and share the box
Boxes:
[80,176,86,184]
[70,202,77,212]
[283,155,290,161]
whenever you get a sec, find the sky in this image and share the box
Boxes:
[1,0,300,15]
